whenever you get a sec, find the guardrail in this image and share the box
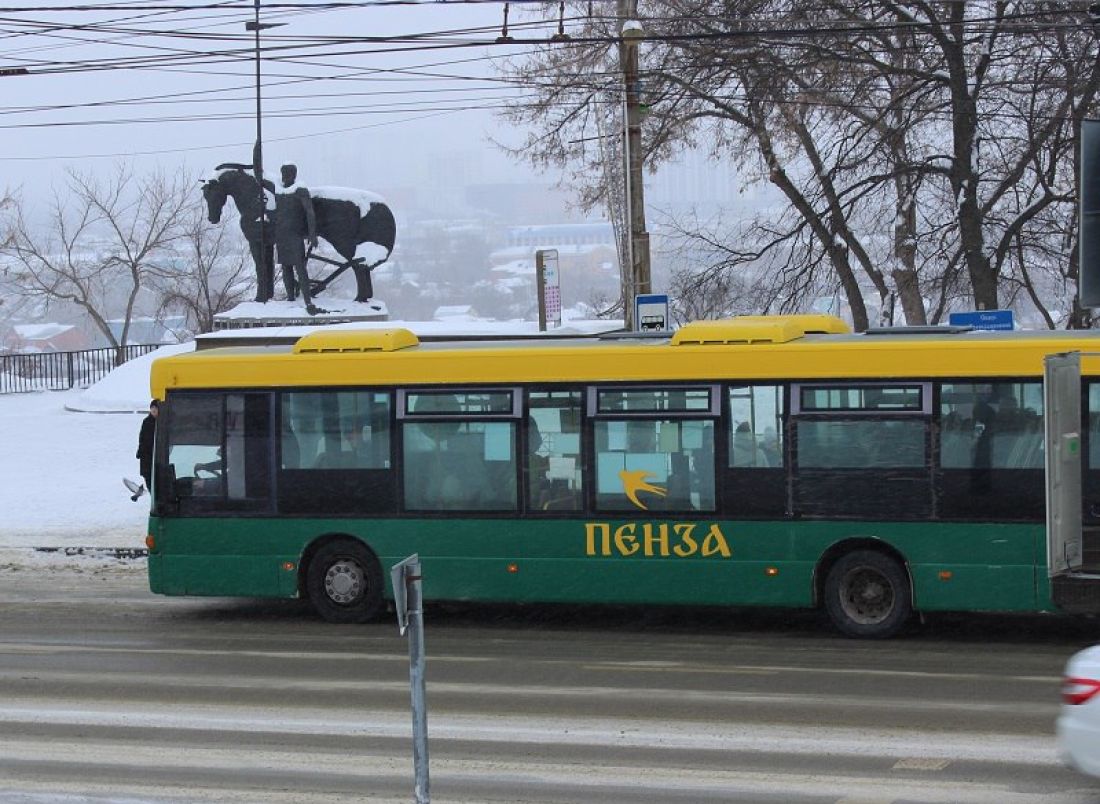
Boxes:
[0,344,162,395]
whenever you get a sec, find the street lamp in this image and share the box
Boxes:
[619,12,650,330]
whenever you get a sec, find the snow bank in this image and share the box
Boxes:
[0,389,151,549]
[66,343,194,413]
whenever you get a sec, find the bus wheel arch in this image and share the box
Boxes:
[301,534,384,624]
[815,539,913,639]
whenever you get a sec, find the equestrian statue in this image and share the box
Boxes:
[201,162,397,311]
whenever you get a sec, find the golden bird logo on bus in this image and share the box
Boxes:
[619,469,666,510]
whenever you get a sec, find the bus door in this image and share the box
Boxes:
[1045,352,1083,576]
[1043,352,1100,615]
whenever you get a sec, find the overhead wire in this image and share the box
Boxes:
[0,2,1091,161]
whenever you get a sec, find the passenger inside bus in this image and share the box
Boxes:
[732,422,771,467]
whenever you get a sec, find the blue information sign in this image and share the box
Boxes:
[947,310,1015,331]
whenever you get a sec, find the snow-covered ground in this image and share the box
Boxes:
[0,346,180,552]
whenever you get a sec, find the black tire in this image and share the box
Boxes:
[823,550,911,639]
[306,539,383,624]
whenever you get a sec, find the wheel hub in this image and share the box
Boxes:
[840,567,893,625]
[324,559,364,605]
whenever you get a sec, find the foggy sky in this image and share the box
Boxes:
[0,1,545,204]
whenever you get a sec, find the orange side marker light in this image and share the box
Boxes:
[938,570,953,581]
[507,563,519,574]
[765,567,779,577]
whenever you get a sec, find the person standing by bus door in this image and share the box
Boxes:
[135,399,159,498]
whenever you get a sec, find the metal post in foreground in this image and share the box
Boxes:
[391,554,430,803]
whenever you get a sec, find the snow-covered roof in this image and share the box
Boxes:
[433,305,477,319]
[491,243,613,260]
[12,323,74,341]
[491,259,535,276]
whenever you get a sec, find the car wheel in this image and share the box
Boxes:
[306,539,383,624]
[823,550,911,639]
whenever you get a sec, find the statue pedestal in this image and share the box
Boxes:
[212,299,388,330]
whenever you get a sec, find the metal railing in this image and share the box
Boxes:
[0,344,162,395]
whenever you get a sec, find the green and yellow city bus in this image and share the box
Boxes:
[145,314,1100,638]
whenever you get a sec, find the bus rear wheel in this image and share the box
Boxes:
[306,539,383,624]
[823,550,911,639]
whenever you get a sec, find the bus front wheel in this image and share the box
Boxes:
[823,550,911,639]
[306,539,383,624]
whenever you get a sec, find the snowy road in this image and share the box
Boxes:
[0,558,1098,803]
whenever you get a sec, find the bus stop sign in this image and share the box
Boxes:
[635,293,669,332]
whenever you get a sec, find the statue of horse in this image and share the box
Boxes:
[201,164,396,303]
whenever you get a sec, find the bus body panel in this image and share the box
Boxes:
[147,515,1043,613]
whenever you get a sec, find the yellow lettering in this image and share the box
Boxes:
[672,523,698,557]
[614,523,640,556]
[585,522,611,556]
[585,522,731,559]
[644,523,670,557]
[701,524,732,558]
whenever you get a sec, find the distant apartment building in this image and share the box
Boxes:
[505,222,615,249]
[646,151,749,215]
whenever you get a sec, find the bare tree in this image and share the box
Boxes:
[499,2,1100,328]
[1,164,192,351]
[150,205,254,335]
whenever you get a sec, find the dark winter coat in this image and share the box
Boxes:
[137,414,156,485]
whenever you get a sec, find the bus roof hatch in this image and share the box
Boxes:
[293,328,420,354]
[672,314,850,346]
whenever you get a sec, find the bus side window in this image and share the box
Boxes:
[527,391,584,512]
[164,393,222,501]
[1088,386,1100,469]
[162,391,271,512]
[938,381,1043,520]
[728,385,783,469]
[401,391,519,512]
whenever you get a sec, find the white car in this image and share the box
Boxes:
[1059,645,1100,777]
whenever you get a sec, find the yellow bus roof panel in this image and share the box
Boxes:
[673,314,850,345]
[149,326,1100,398]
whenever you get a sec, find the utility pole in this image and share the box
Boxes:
[250,0,265,261]
[245,2,284,273]
[618,0,650,330]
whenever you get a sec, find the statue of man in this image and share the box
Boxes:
[271,163,319,314]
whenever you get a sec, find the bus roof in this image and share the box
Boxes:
[150,315,1100,396]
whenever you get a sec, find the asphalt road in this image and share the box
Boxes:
[1,555,1100,803]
